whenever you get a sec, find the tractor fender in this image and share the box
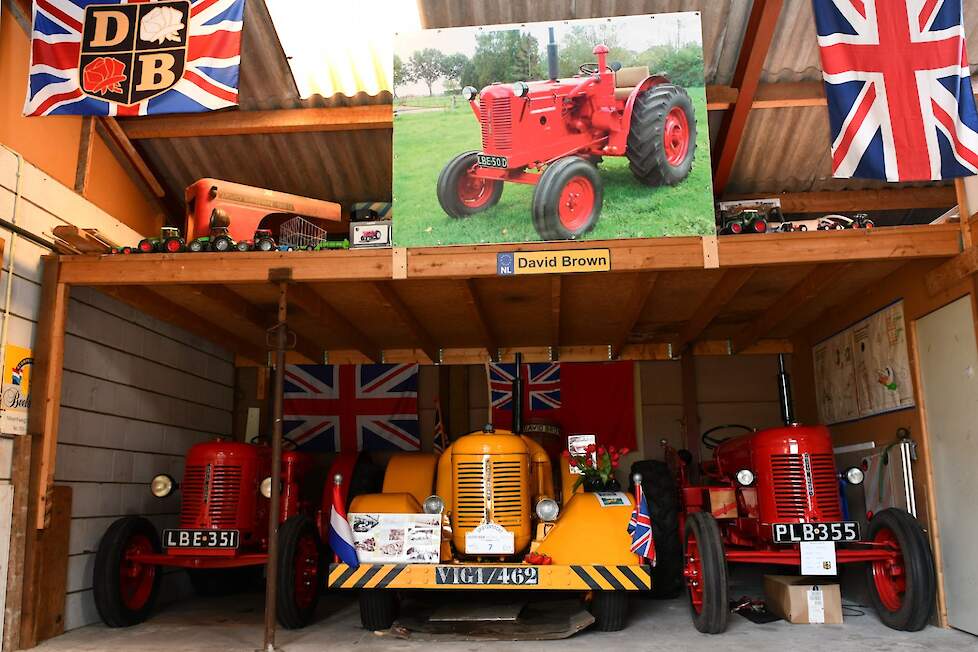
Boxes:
[349,492,421,514]
[381,452,438,506]
[608,74,671,153]
[535,492,639,565]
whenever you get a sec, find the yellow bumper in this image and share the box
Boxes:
[328,563,651,591]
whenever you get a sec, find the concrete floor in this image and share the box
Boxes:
[35,591,977,652]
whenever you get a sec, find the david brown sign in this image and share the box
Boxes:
[497,249,611,276]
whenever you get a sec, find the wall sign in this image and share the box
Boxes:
[497,249,610,276]
[1,344,32,436]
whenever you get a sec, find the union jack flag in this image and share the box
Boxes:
[283,364,420,452]
[813,0,978,181]
[627,482,655,564]
[488,363,561,412]
[24,0,243,116]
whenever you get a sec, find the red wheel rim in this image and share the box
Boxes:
[119,534,156,611]
[457,170,494,209]
[138,241,153,253]
[663,106,690,167]
[557,175,595,231]
[871,527,906,612]
[753,220,767,233]
[165,239,181,253]
[292,534,320,609]
[729,222,743,234]
[684,530,704,614]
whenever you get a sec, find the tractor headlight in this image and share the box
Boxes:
[535,498,560,522]
[512,81,529,97]
[845,467,865,485]
[423,495,445,515]
[462,86,478,101]
[259,476,273,499]
[150,474,174,498]
[735,469,755,486]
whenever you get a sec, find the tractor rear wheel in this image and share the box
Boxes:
[212,235,232,253]
[257,238,275,252]
[532,157,603,241]
[359,590,398,630]
[437,151,504,218]
[590,591,628,631]
[93,516,162,627]
[630,460,683,598]
[865,508,936,631]
[276,515,324,629]
[626,84,696,186]
[684,511,728,634]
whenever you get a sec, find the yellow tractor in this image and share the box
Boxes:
[328,420,655,632]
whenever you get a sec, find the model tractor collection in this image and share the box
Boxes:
[437,30,696,241]
[92,438,327,630]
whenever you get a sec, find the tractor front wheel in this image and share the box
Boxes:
[684,511,728,634]
[93,516,162,627]
[257,238,275,252]
[188,239,205,253]
[532,157,603,241]
[276,515,324,629]
[235,240,251,252]
[436,151,504,218]
[865,508,936,631]
[627,84,696,187]
[590,591,628,631]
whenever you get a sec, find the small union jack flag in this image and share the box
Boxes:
[488,363,561,412]
[813,0,978,180]
[627,481,655,564]
[283,364,420,452]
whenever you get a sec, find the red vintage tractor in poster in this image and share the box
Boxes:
[651,357,936,633]
[437,30,696,241]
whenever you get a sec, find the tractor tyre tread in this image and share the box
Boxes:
[590,590,628,631]
[359,590,398,630]
[436,150,503,219]
[93,516,162,628]
[631,460,683,598]
[626,84,696,187]
[276,514,324,629]
[685,511,728,634]
[865,508,936,631]
[531,157,603,241]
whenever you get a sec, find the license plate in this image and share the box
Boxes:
[477,153,508,169]
[434,566,539,586]
[162,529,239,549]
[771,522,860,543]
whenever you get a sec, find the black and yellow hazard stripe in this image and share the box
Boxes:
[569,565,651,591]
[328,563,407,589]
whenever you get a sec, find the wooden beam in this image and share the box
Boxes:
[550,276,562,351]
[611,272,659,359]
[730,264,852,353]
[287,284,382,363]
[712,0,784,195]
[924,247,978,295]
[706,81,827,111]
[51,226,111,254]
[462,279,498,359]
[121,105,393,140]
[726,186,956,213]
[681,354,702,465]
[74,117,96,196]
[677,268,755,349]
[955,178,973,249]
[373,282,439,363]
[97,117,166,198]
[4,436,30,652]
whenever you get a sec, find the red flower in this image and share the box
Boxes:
[83,57,127,96]
[586,443,597,454]
[608,445,617,454]
[584,457,594,468]
[612,460,620,469]
[619,447,630,456]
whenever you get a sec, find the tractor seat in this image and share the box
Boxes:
[614,65,650,101]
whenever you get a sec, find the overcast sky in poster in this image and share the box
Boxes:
[394,12,703,97]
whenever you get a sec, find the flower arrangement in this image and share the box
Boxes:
[562,444,630,491]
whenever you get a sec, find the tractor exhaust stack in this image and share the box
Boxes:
[512,352,524,434]
[547,27,559,81]
[777,353,795,426]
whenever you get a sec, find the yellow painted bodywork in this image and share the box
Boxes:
[535,492,639,565]
[349,492,420,514]
[382,453,437,505]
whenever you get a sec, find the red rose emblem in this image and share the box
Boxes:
[83,57,127,96]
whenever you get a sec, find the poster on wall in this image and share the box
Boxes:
[813,301,915,425]
[392,13,714,246]
[0,344,33,436]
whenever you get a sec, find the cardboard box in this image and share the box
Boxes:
[764,575,843,624]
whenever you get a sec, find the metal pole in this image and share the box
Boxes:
[776,353,794,426]
[263,283,288,652]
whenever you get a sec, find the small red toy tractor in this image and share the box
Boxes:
[656,356,935,633]
[92,439,327,629]
[437,29,696,241]
[236,228,277,252]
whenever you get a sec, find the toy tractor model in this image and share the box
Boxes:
[659,356,935,633]
[235,228,277,252]
[92,439,327,629]
[718,208,767,235]
[137,226,185,253]
[188,208,236,252]
[437,29,696,241]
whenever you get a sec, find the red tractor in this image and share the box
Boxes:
[92,439,327,629]
[651,356,935,633]
[437,29,696,241]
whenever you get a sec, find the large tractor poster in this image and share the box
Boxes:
[392,13,715,246]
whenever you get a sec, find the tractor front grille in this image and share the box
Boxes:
[770,453,842,520]
[455,459,525,529]
[179,464,243,528]
[480,97,513,153]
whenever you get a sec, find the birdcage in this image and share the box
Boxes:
[279,216,329,250]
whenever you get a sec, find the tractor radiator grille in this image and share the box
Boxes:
[455,459,525,529]
[179,464,243,528]
[770,454,843,520]
[480,98,513,152]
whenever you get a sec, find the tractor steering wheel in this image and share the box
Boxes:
[701,424,754,449]
[249,434,299,450]
[578,61,622,75]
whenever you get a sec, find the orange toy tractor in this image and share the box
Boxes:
[437,29,696,241]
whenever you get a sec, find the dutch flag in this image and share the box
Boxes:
[329,476,359,568]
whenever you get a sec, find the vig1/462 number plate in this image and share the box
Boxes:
[163,529,239,549]
[435,566,539,586]
[477,153,508,169]
[772,521,860,544]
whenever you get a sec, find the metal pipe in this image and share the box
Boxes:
[777,353,794,425]
[263,282,288,652]
[547,27,559,81]
[512,352,523,434]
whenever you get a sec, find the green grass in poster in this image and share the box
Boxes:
[392,87,715,247]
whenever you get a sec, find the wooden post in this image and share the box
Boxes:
[955,178,973,250]
[681,353,701,465]
[74,117,96,196]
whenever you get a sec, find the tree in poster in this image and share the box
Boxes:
[409,48,446,96]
